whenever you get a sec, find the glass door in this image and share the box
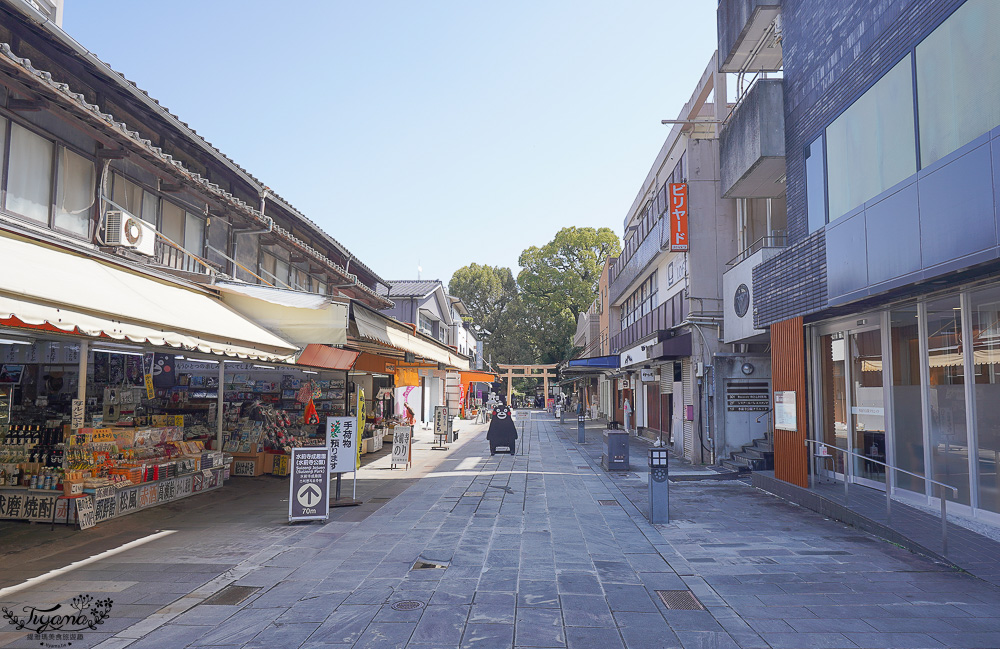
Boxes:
[850,329,887,487]
[818,332,848,477]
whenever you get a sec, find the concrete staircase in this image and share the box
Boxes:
[720,431,774,473]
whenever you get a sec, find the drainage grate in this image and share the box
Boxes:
[200,585,260,606]
[598,500,619,506]
[412,560,449,570]
[464,491,484,497]
[370,497,391,502]
[578,466,590,469]
[391,600,424,611]
[655,590,705,611]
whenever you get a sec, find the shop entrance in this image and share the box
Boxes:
[816,319,886,490]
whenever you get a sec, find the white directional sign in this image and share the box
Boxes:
[288,447,330,522]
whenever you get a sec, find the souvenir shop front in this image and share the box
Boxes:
[0,232,300,527]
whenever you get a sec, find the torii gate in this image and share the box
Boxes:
[497,364,558,406]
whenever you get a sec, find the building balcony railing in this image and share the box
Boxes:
[609,217,668,305]
[609,293,688,354]
[726,233,787,268]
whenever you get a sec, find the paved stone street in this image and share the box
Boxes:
[2,412,1000,649]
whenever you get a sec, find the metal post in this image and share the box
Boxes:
[941,486,949,556]
[76,340,88,403]
[843,448,850,507]
[578,415,586,444]
[216,361,225,452]
[886,471,892,525]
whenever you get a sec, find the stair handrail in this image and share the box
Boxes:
[806,438,958,555]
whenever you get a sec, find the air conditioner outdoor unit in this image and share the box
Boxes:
[105,210,157,257]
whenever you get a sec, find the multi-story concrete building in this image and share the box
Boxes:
[725,0,1000,526]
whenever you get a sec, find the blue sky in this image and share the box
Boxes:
[63,1,717,287]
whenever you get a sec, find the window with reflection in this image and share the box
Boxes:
[890,307,925,493]
[7,123,54,224]
[969,285,1000,514]
[826,55,916,221]
[916,0,1000,167]
[925,295,971,505]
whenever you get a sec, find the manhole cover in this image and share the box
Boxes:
[412,560,449,570]
[391,600,424,611]
[655,590,705,610]
[598,500,619,506]
[200,585,260,606]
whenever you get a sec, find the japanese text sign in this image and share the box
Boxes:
[669,183,689,252]
[326,416,357,474]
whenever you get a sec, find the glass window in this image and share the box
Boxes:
[916,0,1000,167]
[805,137,826,231]
[6,123,54,223]
[969,285,1000,514]
[925,295,971,506]
[141,191,158,225]
[819,332,849,474]
[826,55,916,221]
[184,212,204,256]
[111,174,144,220]
[890,307,926,494]
[0,118,6,190]
[275,258,290,286]
[54,148,95,237]
[160,200,184,243]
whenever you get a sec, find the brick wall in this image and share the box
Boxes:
[753,230,826,328]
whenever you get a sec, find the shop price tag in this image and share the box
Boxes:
[71,399,85,430]
[174,415,185,427]
[76,497,96,530]
[92,428,115,443]
[144,373,155,400]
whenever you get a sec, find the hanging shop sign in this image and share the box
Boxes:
[288,446,330,522]
[391,425,411,467]
[669,183,689,252]
[774,391,797,431]
[71,398,84,430]
[640,369,659,383]
[327,416,357,474]
[619,339,655,368]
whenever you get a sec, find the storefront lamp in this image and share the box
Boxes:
[648,448,669,468]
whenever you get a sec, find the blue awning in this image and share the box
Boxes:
[567,355,620,369]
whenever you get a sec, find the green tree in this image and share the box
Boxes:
[518,226,620,362]
[449,264,529,366]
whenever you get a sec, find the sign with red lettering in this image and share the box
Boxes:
[669,183,689,252]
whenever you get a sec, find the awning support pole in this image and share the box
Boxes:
[77,340,88,404]
[217,362,225,450]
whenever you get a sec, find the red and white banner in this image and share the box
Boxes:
[669,183,689,252]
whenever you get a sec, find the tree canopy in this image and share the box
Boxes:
[449,227,620,369]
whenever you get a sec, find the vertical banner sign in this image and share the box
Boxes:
[356,388,366,469]
[288,446,330,522]
[391,425,412,467]
[327,416,357,474]
[669,183,689,252]
[71,398,85,430]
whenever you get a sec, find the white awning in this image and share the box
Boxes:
[353,306,393,346]
[212,281,349,347]
[384,325,469,369]
[352,305,469,369]
[0,232,298,362]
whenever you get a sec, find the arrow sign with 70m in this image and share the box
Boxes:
[289,447,330,522]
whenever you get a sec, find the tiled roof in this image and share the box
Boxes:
[379,280,443,299]
[0,39,393,309]
[0,5,386,288]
